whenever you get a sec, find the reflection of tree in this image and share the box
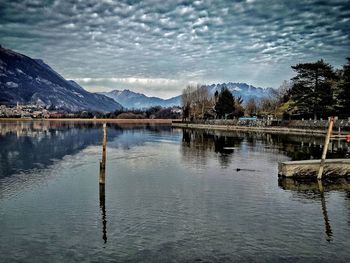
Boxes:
[181,129,214,167]
[274,133,350,160]
[243,132,349,161]
[181,129,243,168]
[213,135,240,167]
[180,128,350,169]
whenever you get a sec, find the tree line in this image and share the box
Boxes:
[181,84,244,121]
[287,58,350,119]
[44,106,181,119]
[181,57,350,120]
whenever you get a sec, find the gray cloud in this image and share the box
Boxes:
[0,0,349,97]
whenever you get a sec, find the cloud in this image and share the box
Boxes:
[0,0,349,96]
[74,77,190,98]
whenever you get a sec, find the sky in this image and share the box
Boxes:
[0,0,349,98]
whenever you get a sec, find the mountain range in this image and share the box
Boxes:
[101,83,273,109]
[99,89,181,109]
[0,46,122,112]
[0,45,274,112]
[207,82,273,103]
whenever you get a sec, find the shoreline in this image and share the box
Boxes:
[171,122,342,136]
[0,118,347,136]
[0,118,174,124]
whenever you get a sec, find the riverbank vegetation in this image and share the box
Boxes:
[182,57,350,121]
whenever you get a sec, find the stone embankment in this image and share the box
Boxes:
[172,118,350,135]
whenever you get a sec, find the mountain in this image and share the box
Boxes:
[206,82,274,103]
[101,83,273,109]
[99,89,181,109]
[0,46,122,112]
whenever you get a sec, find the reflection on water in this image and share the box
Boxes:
[99,183,107,244]
[0,120,172,179]
[1,121,350,262]
[2,123,349,179]
[318,181,333,242]
[181,129,350,165]
[181,128,350,245]
[181,129,244,167]
[278,178,346,242]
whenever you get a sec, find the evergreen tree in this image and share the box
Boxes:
[338,57,350,116]
[214,88,235,119]
[290,59,336,119]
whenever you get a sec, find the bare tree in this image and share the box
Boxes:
[275,80,292,104]
[245,98,258,116]
[181,84,214,120]
[181,85,196,121]
[254,80,293,118]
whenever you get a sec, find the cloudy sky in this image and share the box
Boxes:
[0,0,349,98]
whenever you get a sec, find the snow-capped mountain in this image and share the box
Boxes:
[0,46,122,112]
[101,83,273,109]
[99,89,181,109]
[207,82,274,103]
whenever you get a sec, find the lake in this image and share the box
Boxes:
[1,120,350,262]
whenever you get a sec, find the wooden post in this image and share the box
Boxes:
[317,117,334,180]
[99,123,107,184]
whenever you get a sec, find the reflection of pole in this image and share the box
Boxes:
[318,180,333,242]
[99,183,107,243]
[318,117,334,180]
[99,123,107,243]
[99,124,107,184]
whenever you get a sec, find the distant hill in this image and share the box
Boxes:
[101,83,273,109]
[99,89,181,109]
[0,46,122,112]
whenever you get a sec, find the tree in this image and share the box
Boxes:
[214,87,235,119]
[181,84,214,120]
[338,57,350,116]
[145,106,162,118]
[192,85,211,119]
[245,98,257,116]
[258,97,275,116]
[254,81,293,118]
[214,90,219,103]
[233,96,244,117]
[275,80,292,104]
[290,59,337,120]
[181,85,196,121]
[271,80,293,119]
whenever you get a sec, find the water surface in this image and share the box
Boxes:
[1,121,350,262]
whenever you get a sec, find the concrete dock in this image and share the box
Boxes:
[278,159,350,179]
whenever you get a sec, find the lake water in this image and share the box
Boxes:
[1,121,350,262]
